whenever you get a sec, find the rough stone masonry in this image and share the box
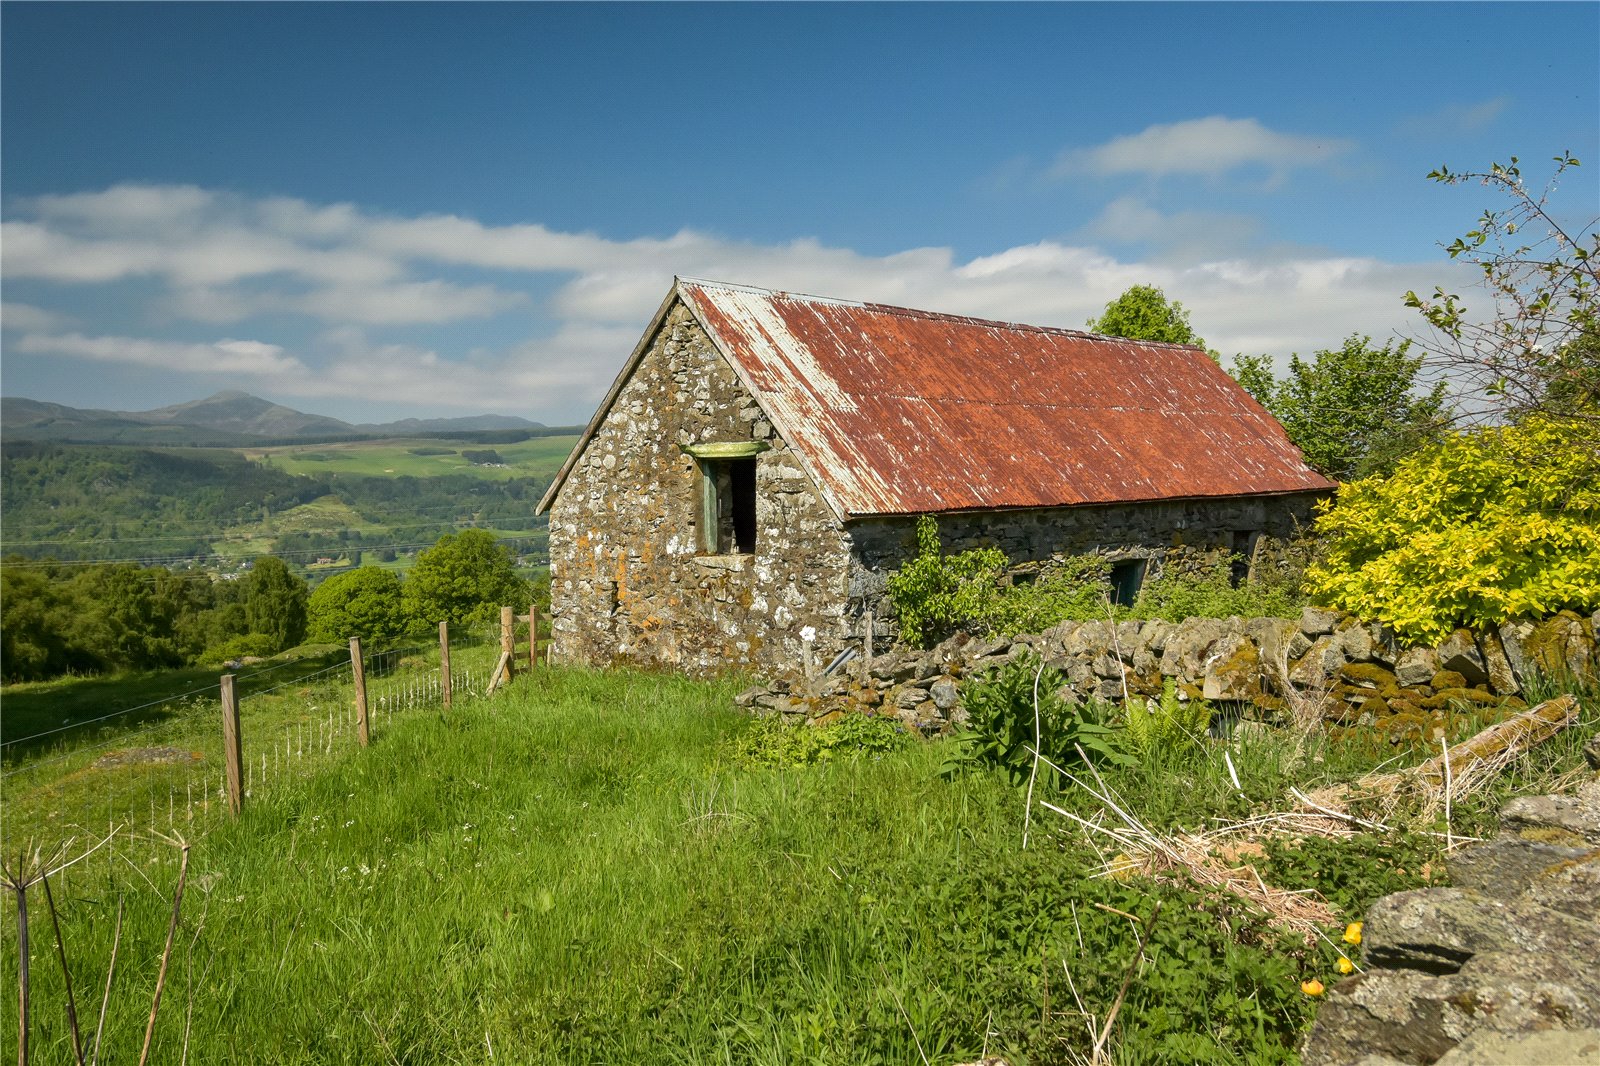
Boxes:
[547,299,1323,677]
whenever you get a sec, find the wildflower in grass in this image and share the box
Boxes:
[1301,979,1325,996]
[1336,956,1354,974]
[1343,922,1363,946]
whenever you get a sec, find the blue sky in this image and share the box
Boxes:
[3,2,1596,424]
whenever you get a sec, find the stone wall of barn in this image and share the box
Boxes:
[546,302,852,675]
[845,493,1326,637]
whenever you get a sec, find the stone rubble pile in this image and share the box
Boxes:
[737,609,1599,740]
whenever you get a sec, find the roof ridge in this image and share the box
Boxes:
[675,276,1207,353]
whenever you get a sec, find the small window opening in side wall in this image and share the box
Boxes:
[1230,530,1260,588]
[689,442,767,555]
[1109,559,1145,608]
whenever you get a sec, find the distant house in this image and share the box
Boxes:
[537,279,1334,675]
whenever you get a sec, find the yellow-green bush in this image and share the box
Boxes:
[1308,417,1600,642]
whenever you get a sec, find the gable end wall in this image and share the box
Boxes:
[547,302,850,675]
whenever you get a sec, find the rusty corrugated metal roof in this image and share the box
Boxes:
[676,279,1334,518]
[538,278,1335,518]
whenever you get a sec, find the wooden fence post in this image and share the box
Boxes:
[861,610,874,686]
[528,603,539,673]
[350,637,369,748]
[500,606,515,682]
[220,674,243,816]
[439,621,452,711]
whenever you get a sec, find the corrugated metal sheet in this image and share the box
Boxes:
[675,279,1335,518]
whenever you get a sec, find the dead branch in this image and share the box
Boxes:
[138,837,191,1066]
[40,872,86,1065]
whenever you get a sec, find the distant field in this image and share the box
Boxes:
[245,435,579,481]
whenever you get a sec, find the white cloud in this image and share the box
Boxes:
[1053,116,1353,180]
[1,301,74,332]
[4,181,1452,419]
[1398,97,1511,136]
[15,332,307,376]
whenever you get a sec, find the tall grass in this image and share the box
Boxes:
[6,664,1593,1064]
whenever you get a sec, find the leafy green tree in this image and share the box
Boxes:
[1405,152,1598,425]
[243,556,309,652]
[307,567,405,646]
[402,529,530,630]
[1086,285,1214,356]
[1,562,93,681]
[1230,335,1450,480]
[1308,417,1600,642]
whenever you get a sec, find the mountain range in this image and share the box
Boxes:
[1,391,554,445]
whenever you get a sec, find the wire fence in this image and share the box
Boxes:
[1,616,530,885]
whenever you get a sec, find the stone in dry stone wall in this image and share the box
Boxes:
[547,302,851,676]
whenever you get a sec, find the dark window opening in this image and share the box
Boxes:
[1229,531,1260,588]
[730,457,757,553]
[1109,559,1146,608]
[696,456,759,555]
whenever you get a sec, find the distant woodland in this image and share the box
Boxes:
[1,442,553,565]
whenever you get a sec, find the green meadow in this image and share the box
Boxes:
[246,435,580,481]
[4,662,1595,1064]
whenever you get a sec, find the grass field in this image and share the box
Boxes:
[4,664,1594,1064]
[245,435,580,481]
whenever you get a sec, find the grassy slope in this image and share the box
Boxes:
[6,666,1594,1065]
[245,435,578,481]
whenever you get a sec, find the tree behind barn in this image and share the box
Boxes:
[1232,335,1450,481]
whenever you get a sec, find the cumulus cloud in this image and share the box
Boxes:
[16,332,307,376]
[1053,116,1353,180]
[1398,97,1511,136]
[1,301,74,332]
[3,181,1448,419]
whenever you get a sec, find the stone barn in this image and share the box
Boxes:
[536,278,1335,675]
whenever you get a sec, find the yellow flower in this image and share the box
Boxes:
[1108,853,1138,882]
[1301,979,1325,997]
[1336,956,1354,974]
[1343,922,1363,946]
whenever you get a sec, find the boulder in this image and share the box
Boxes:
[1477,628,1521,696]
[1500,780,1600,847]
[1497,621,1537,689]
[1300,606,1341,637]
[1202,634,1261,701]
[1437,629,1490,686]
[1336,622,1376,664]
[929,677,960,712]
[1289,635,1347,688]
[1435,1029,1600,1065]
[1447,838,1593,899]
[1394,646,1439,687]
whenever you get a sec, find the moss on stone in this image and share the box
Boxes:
[1341,663,1399,688]
[1431,670,1468,690]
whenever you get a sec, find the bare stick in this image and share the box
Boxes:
[1441,731,1455,852]
[1092,900,1162,1063]
[91,896,123,1066]
[13,872,28,1066]
[138,838,191,1066]
[40,872,86,1065]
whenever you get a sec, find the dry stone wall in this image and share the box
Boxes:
[740,609,1599,740]
[547,303,850,675]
